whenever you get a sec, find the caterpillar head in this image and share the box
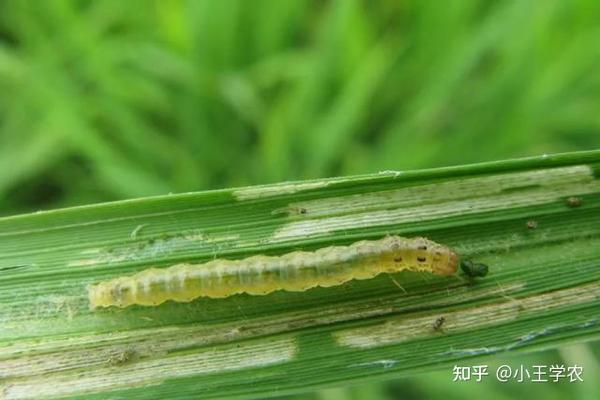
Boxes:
[383,236,458,276]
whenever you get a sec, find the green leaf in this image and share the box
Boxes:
[2,150,600,399]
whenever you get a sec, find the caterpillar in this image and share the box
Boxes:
[87,236,458,309]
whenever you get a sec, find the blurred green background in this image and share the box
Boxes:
[0,0,599,398]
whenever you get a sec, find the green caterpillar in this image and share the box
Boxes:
[88,236,458,309]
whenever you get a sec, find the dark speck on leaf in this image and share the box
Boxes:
[460,260,489,278]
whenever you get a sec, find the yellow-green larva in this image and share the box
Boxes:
[87,236,459,309]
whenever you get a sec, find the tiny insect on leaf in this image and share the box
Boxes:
[433,316,446,331]
[526,220,538,229]
[566,196,583,208]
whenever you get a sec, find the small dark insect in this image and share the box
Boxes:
[526,220,538,230]
[433,316,446,331]
[566,196,582,208]
[460,260,489,278]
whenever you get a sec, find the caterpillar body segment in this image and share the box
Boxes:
[88,236,458,309]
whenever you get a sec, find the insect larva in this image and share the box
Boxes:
[87,236,459,309]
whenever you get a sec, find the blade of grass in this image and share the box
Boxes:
[1,150,600,399]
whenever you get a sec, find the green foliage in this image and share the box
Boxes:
[0,0,599,215]
[1,1,600,399]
